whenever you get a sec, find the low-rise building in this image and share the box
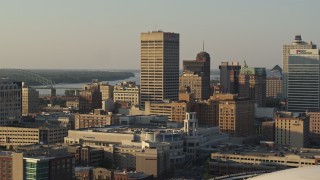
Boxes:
[275,111,310,148]
[308,111,320,142]
[35,112,75,129]
[113,171,153,180]
[24,154,75,180]
[74,112,120,129]
[92,168,113,180]
[0,124,68,147]
[145,100,191,123]
[113,81,139,106]
[68,145,104,167]
[261,120,275,141]
[75,166,93,180]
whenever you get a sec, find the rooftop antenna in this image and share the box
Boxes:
[202,40,205,51]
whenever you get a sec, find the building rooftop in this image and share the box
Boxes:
[250,166,320,180]
[75,166,93,172]
[213,146,320,160]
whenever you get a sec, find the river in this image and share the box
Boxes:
[36,70,219,95]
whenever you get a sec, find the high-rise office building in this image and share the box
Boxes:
[180,51,211,100]
[219,62,241,94]
[239,62,266,107]
[266,65,282,99]
[140,31,179,109]
[283,35,317,98]
[287,49,320,112]
[22,82,39,115]
[0,79,21,125]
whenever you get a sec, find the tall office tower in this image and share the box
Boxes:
[287,49,320,112]
[283,35,317,98]
[180,51,211,100]
[0,79,21,125]
[219,62,241,94]
[140,31,179,108]
[239,62,266,107]
[266,65,282,99]
[22,82,39,115]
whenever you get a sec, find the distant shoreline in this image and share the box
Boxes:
[34,70,135,85]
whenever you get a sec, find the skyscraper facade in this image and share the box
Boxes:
[266,65,282,99]
[140,31,179,108]
[287,49,320,112]
[239,62,266,107]
[0,79,21,125]
[179,51,211,100]
[283,35,317,99]
[219,62,241,94]
[215,94,255,137]
[22,82,39,115]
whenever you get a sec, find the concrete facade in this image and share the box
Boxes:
[213,94,255,137]
[140,31,179,108]
[21,83,39,115]
[0,125,67,147]
[275,112,310,148]
[113,81,139,106]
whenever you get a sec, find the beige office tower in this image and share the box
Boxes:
[140,31,179,109]
[283,35,316,98]
[22,83,39,115]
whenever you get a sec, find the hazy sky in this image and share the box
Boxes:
[0,0,319,70]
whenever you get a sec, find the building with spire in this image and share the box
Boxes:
[179,51,211,100]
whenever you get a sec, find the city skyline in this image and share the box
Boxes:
[0,0,320,70]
